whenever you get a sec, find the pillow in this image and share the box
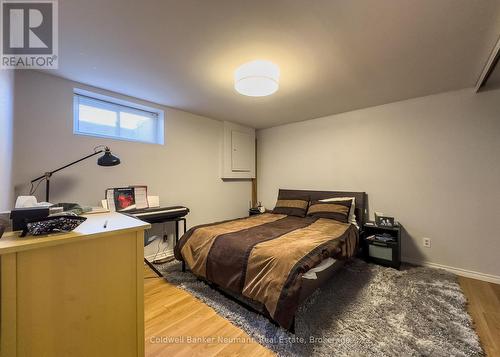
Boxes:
[320,197,358,227]
[272,194,309,217]
[307,199,352,223]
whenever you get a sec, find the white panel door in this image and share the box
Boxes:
[231,130,253,172]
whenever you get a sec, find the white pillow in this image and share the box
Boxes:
[319,197,358,228]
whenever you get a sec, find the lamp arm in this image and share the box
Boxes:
[30,150,104,183]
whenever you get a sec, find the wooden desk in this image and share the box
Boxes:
[0,212,150,357]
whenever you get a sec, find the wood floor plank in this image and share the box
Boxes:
[488,282,500,303]
[458,276,500,357]
[144,265,274,357]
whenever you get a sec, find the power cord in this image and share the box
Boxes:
[29,177,46,195]
[161,222,169,256]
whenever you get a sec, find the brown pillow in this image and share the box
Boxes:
[306,199,352,223]
[272,194,309,217]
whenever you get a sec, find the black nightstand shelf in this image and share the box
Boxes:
[362,222,401,269]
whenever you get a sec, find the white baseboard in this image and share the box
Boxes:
[145,249,174,262]
[402,257,500,285]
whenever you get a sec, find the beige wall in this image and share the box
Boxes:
[13,71,251,254]
[0,70,15,211]
[258,88,500,277]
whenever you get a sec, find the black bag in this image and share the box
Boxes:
[22,215,87,237]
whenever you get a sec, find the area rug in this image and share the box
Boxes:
[156,259,484,356]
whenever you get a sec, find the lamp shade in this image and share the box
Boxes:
[97,147,120,166]
[234,60,280,97]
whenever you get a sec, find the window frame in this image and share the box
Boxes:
[73,89,165,145]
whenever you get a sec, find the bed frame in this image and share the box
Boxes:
[199,189,367,333]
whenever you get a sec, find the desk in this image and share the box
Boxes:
[0,212,150,357]
[127,206,189,275]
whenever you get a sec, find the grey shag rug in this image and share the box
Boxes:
[156,259,483,356]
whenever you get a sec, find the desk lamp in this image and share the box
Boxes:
[30,145,120,202]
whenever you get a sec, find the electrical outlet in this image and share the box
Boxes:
[423,237,431,248]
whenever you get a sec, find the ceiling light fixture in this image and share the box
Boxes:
[234,60,280,97]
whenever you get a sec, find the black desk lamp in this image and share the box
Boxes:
[30,145,120,202]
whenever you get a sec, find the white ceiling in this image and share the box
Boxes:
[48,0,500,128]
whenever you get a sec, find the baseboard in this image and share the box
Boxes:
[145,249,174,262]
[402,257,500,284]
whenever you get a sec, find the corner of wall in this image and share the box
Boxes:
[0,69,15,210]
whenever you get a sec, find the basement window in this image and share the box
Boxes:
[73,89,164,145]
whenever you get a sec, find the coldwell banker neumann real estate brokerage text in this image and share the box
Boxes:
[1,0,58,69]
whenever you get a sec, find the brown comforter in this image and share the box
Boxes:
[174,213,358,329]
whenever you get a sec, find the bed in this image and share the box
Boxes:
[174,189,367,331]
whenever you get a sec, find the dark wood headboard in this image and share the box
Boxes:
[277,189,367,227]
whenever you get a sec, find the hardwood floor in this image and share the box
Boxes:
[144,265,499,357]
[458,276,500,357]
[144,265,275,357]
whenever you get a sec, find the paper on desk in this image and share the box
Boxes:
[147,196,160,208]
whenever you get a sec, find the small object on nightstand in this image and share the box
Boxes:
[249,207,261,216]
[249,202,266,216]
[362,221,401,269]
[374,212,395,227]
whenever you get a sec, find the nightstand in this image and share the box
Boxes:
[362,222,401,269]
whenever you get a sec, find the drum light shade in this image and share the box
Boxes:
[234,60,280,97]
